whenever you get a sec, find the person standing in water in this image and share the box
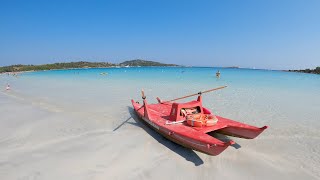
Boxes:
[216,70,221,78]
[6,83,10,91]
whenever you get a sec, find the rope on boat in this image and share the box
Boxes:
[165,120,186,125]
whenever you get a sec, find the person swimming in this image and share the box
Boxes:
[100,72,108,75]
[216,70,221,78]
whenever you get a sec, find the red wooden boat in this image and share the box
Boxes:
[131,86,268,156]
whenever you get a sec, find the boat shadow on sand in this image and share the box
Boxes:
[113,106,204,166]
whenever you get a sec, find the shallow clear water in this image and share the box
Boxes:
[2,67,320,132]
[3,67,319,121]
[1,67,320,179]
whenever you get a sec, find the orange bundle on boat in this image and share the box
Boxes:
[186,114,218,127]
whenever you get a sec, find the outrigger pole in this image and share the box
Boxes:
[161,85,227,103]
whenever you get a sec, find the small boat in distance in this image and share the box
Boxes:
[131,86,268,156]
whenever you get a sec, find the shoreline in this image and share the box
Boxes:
[1,65,319,76]
[1,66,284,74]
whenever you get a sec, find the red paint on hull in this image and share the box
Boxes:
[131,97,267,156]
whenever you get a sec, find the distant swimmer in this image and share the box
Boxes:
[216,70,221,78]
[6,84,10,91]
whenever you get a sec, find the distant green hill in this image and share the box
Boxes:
[0,60,179,73]
[119,59,178,67]
[288,67,320,74]
[0,61,114,73]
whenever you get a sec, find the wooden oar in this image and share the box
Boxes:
[162,86,227,103]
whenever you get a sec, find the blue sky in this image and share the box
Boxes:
[0,0,319,69]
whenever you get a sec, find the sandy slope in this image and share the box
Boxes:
[0,90,319,180]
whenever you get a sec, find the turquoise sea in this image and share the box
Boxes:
[1,67,320,179]
[3,67,320,121]
[2,67,320,138]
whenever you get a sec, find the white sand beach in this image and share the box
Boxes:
[1,0,320,178]
[0,69,319,180]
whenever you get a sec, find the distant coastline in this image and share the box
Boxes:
[1,60,319,75]
[0,59,179,73]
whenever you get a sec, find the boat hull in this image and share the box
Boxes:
[135,113,230,156]
[215,123,268,139]
[131,98,267,156]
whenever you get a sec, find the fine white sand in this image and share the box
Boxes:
[0,71,320,180]
[1,92,319,180]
